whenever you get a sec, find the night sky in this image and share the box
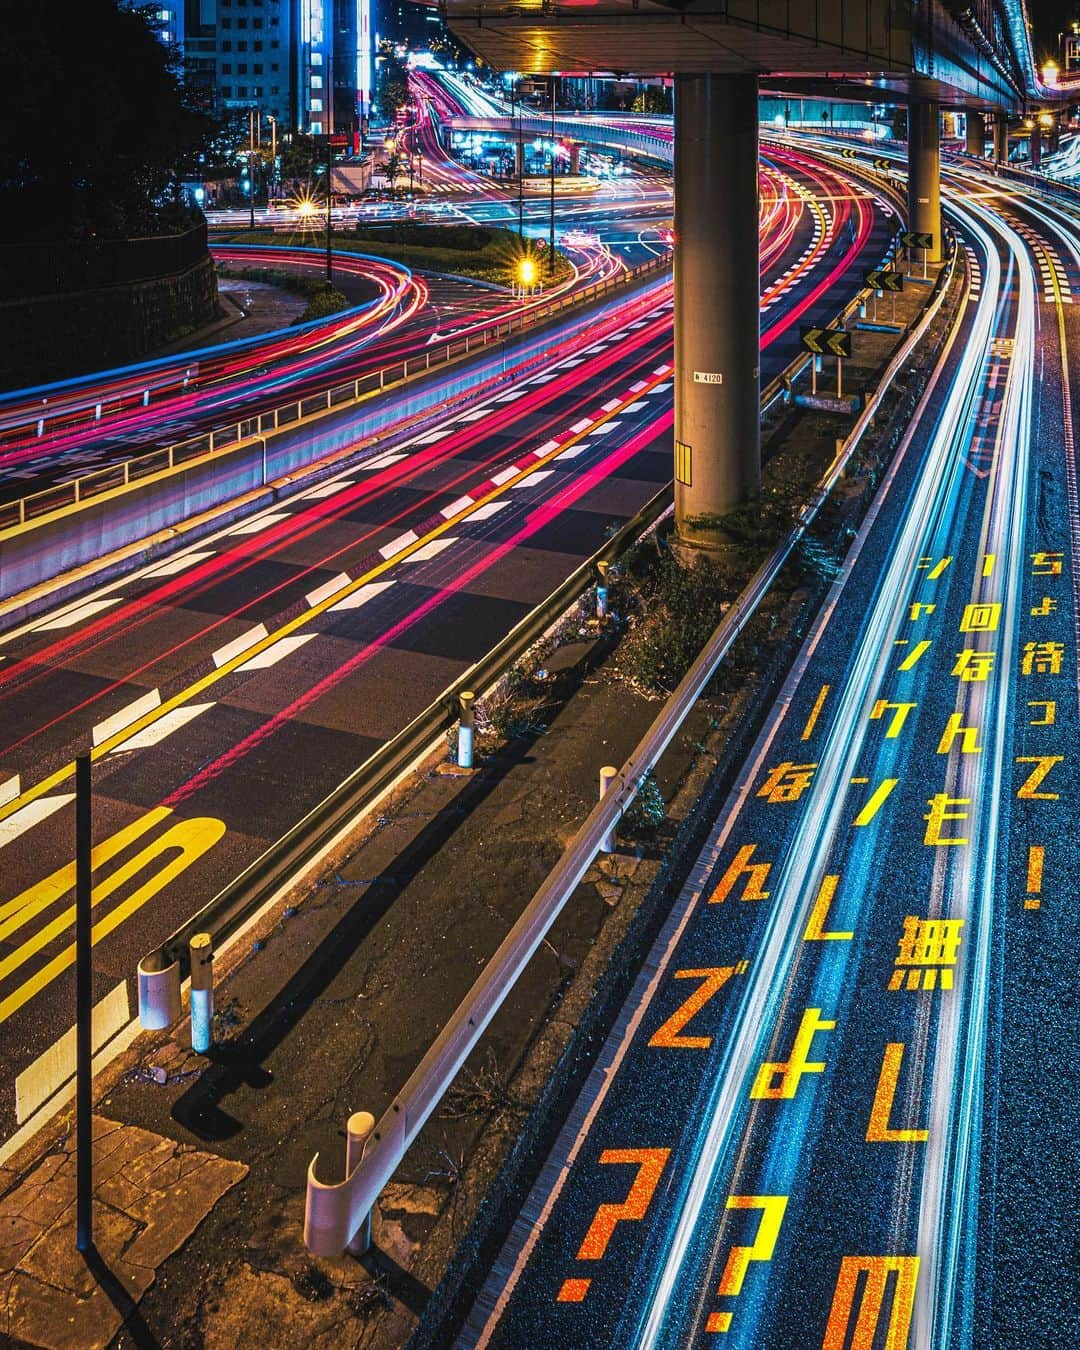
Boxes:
[1031,0,1080,58]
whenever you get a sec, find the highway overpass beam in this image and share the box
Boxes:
[907,100,941,263]
[993,114,1009,163]
[966,110,985,156]
[674,73,760,551]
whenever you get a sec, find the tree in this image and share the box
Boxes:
[632,87,672,115]
[382,152,403,195]
[0,0,211,243]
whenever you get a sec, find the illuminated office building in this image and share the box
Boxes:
[132,0,372,137]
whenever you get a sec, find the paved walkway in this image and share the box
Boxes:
[0,1116,245,1349]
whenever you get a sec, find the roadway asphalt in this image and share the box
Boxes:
[0,149,892,1152]
[465,159,1079,1349]
[0,144,878,511]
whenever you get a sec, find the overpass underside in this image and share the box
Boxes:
[436,0,1024,110]
[434,0,1023,550]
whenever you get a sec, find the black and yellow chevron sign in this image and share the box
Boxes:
[873,157,892,171]
[864,269,904,292]
[900,231,934,250]
[840,147,858,159]
[801,326,852,358]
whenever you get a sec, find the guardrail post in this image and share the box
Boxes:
[600,765,618,853]
[189,932,214,1053]
[345,1112,375,1255]
[143,389,150,407]
[94,403,101,420]
[596,561,610,621]
[379,368,385,390]
[137,950,181,1029]
[457,691,476,769]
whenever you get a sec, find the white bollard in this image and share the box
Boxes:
[137,953,181,1029]
[189,932,214,1053]
[596,560,609,621]
[457,690,475,769]
[600,765,619,853]
[345,1111,376,1256]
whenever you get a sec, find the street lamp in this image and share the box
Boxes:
[517,256,537,295]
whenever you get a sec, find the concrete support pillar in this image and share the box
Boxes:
[907,100,942,263]
[673,72,760,550]
[1030,124,1042,169]
[569,143,581,173]
[515,138,524,177]
[993,114,1009,164]
[966,110,985,156]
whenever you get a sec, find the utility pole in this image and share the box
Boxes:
[75,753,93,1253]
[549,75,556,276]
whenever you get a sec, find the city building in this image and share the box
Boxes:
[130,0,375,137]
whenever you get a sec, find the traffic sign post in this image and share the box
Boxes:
[900,230,934,279]
[801,326,851,401]
[864,268,903,322]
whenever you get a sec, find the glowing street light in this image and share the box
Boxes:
[518,257,537,289]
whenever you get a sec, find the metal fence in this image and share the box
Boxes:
[0,252,670,533]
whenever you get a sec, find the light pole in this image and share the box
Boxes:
[325,139,333,283]
[268,115,277,192]
[517,76,524,239]
[248,108,256,229]
[549,75,556,276]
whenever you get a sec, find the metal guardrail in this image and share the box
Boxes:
[302,229,961,1258]
[136,482,674,1024]
[0,253,670,532]
[136,173,907,1021]
[134,140,910,1017]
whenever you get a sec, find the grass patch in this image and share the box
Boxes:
[214,224,573,287]
[613,550,733,695]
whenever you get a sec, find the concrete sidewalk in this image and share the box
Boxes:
[0,1116,244,1349]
